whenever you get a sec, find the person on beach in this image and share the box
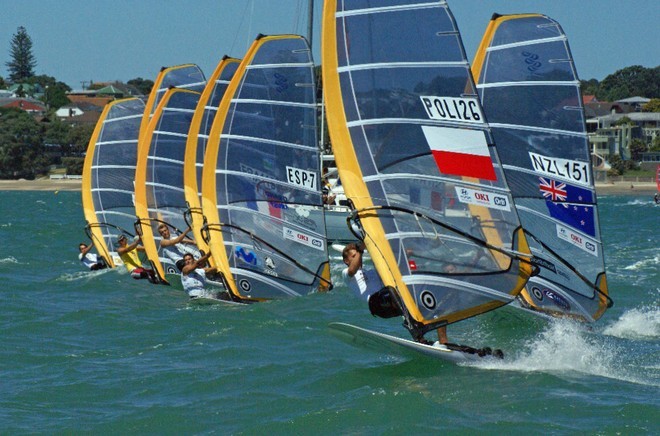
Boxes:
[116,234,157,282]
[342,242,449,345]
[157,223,199,263]
[78,241,107,271]
[177,251,222,299]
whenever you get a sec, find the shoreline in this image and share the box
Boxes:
[0,178,656,196]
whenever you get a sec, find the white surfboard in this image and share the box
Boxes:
[328,322,502,363]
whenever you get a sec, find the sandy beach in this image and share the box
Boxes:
[0,178,656,196]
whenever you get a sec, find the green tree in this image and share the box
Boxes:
[43,118,71,156]
[580,78,599,96]
[27,75,71,110]
[0,76,6,89]
[67,123,95,156]
[6,26,37,83]
[629,138,647,161]
[0,108,50,179]
[127,77,154,95]
[642,98,660,112]
[607,154,625,176]
[613,116,633,126]
[597,65,660,101]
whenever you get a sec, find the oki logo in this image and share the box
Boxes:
[571,234,582,244]
[474,192,489,201]
[297,233,309,242]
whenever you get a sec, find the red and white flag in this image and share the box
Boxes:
[421,126,496,181]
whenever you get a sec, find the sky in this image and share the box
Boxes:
[1,0,658,90]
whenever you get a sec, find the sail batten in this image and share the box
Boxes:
[485,35,567,51]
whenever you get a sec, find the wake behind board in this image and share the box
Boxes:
[189,291,247,306]
[328,323,501,363]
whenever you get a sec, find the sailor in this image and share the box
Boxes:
[78,241,107,271]
[157,223,199,263]
[343,242,449,345]
[177,251,221,299]
[654,193,659,204]
[116,234,157,282]
[322,187,336,205]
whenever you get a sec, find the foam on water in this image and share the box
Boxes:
[623,251,660,270]
[0,256,18,264]
[471,319,656,386]
[602,305,660,340]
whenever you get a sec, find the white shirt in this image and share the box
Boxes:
[79,252,100,269]
[342,267,384,302]
[181,268,207,298]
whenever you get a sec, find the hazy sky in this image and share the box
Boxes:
[1,0,657,90]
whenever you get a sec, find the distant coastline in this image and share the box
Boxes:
[0,178,656,196]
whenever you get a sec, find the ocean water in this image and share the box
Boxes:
[0,191,658,434]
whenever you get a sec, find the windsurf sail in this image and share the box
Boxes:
[139,64,207,145]
[472,13,611,321]
[82,97,145,267]
[322,1,533,340]
[201,34,331,301]
[183,56,241,256]
[134,87,204,284]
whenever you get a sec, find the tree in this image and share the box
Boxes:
[6,26,37,83]
[580,78,599,96]
[642,98,660,112]
[67,123,95,156]
[127,77,154,95]
[0,108,49,179]
[629,138,647,161]
[597,66,660,101]
[28,75,71,110]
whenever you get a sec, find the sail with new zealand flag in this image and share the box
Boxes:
[472,13,611,321]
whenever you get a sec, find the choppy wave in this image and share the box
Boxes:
[472,320,657,386]
[624,253,660,270]
[0,256,19,264]
[603,305,660,339]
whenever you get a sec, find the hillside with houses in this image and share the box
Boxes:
[0,64,658,181]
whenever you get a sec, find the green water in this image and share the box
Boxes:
[0,191,658,433]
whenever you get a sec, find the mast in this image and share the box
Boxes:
[307,0,314,48]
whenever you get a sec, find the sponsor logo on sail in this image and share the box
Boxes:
[556,224,598,256]
[283,226,324,251]
[455,187,510,211]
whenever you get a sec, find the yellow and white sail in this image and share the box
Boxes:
[322,0,533,338]
[202,34,331,301]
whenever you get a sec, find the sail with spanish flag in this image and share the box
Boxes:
[322,0,533,341]
[201,34,331,301]
[472,13,611,321]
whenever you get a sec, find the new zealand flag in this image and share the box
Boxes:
[540,177,596,237]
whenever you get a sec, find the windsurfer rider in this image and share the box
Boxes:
[177,252,226,299]
[116,234,157,282]
[78,241,107,271]
[157,223,199,263]
[342,242,449,345]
